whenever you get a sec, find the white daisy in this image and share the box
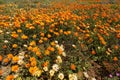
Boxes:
[4,40,8,43]
[18,60,24,65]
[43,66,48,71]
[58,73,64,80]
[49,69,55,77]
[69,73,78,80]
[56,56,62,63]
[52,64,59,72]
[83,72,89,78]
[62,52,66,57]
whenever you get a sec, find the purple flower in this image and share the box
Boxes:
[109,74,113,78]
[116,72,120,77]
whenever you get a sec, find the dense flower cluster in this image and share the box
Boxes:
[0,0,120,80]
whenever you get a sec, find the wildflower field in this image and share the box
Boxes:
[0,0,120,80]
